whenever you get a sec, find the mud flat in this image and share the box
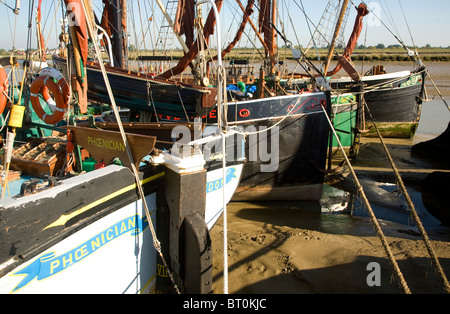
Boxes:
[210,135,450,294]
[211,115,450,295]
[210,199,450,294]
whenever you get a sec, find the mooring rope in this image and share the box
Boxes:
[320,103,411,294]
[80,0,181,294]
[424,69,450,112]
[363,99,450,294]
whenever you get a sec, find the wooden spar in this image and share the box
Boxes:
[235,0,272,62]
[269,0,277,74]
[323,0,349,76]
[257,0,278,74]
[157,0,223,79]
[208,0,255,66]
[155,0,191,55]
[36,0,45,61]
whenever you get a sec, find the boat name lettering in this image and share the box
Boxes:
[87,136,125,152]
[10,215,149,293]
[288,97,321,114]
[206,168,237,193]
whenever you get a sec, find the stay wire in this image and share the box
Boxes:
[358,0,414,60]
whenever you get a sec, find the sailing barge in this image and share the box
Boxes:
[0,126,225,294]
[0,0,246,294]
[66,0,333,201]
[331,68,426,139]
[283,1,426,139]
[52,54,218,119]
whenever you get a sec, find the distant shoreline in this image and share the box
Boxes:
[2,47,450,62]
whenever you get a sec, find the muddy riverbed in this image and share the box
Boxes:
[210,61,450,294]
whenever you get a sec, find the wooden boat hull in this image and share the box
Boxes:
[225,92,331,201]
[331,70,426,139]
[330,93,360,155]
[82,123,246,229]
[52,55,217,118]
[0,127,243,294]
[205,164,244,228]
[0,165,165,294]
[285,70,426,139]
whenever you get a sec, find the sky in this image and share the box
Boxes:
[1,0,449,51]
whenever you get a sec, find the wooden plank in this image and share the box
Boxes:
[64,126,156,169]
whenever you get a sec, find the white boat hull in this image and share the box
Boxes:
[1,193,158,294]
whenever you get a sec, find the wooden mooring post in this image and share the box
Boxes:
[158,167,211,294]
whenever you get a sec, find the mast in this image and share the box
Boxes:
[36,0,45,61]
[269,0,277,74]
[111,0,125,68]
[323,0,349,76]
[324,2,369,77]
[64,0,89,113]
[258,0,277,74]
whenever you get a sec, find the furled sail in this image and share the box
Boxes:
[64,0,88,112]
[173,0,196,49]
[100,0,127,68]
[36,0,46,61]
[258,0,273,49]
[326,2,369,76]
[157,0,223,79]
[64,0,88,66]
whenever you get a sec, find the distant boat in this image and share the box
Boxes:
[331,67,426,139]
[284,1,426,139]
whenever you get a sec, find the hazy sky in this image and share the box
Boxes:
[1,0,449,51]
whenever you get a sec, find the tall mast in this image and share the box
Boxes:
[269,0,277,74]
[111,0,125,68]
[259,0,277,74]
[323,0,349,76]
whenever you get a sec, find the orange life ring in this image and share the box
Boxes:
[30,68,69,124]
[0,65,8,114]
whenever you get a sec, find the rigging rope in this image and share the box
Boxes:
[353,0,415,60]
[320,101,411,294]
[80,0,180,294]
[297,0,324,74]
[398,0,417,52]
[424,69,450,112]
[363,98,450,293]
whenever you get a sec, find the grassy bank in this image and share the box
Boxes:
[3,47,450,62]
[126,46,450,62]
